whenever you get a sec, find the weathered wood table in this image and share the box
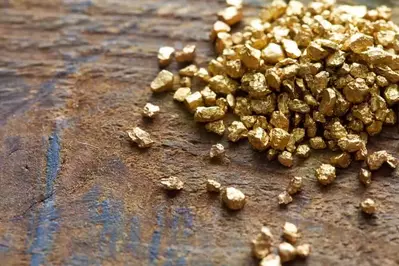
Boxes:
[1,0,399,265]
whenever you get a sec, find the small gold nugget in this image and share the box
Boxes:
[282,222,300,244]
[209,143,225,159]
[160,176,184,191]
[315,164,336,185]
[142,103,160,118]
[206,179,222,193]
[360,198,377,214]
[222,187,246,210]
[296,244,311,258]
[278,242,296,263]
[175,44,196,63]
[150,70,174,93]
[158,46,175,67]
[127,127,154,148]
[252,226,274,259]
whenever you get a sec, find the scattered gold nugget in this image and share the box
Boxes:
[205,120,225,135]
[227,121,248,142]
[278,191,293,205]
[360,198,377,214]
[209,143,225,159]
[173,87,191,102]
[218,6,243,26]
[296,244,311,258]
[359,168,372,186]
[367,150,398,170]
[206,179,222,193]
[160,176,184,191]
[278,242,296,263]
[315,164,336,185]
[175,44,196,63]
[142,103,160,118]
[252,226,274,259]
[278,151,294,168]
[158,46,175,67]
[184,91,204,113]
[194,106,225,122]
[222,187,246,210]
[260,254,281,266]
[287,176,302,195]
[282,222,299,244]
[150,70,174,93]
[127,127,154,148]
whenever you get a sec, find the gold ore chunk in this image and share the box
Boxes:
[222,187,246,210]
[127,127,154,148]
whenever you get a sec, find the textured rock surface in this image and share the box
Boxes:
[0,0,399,265]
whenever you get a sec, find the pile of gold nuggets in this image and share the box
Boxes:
[129,0,399,263]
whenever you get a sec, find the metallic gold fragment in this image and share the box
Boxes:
[359,168,372,186]
[218,6,243,26]
[278,242,296,263]
[337,134,364,152]
[296,144,310,159]
[184,92,204,113]
[222,187,246,210]
[315,164,336,185]
[260,254,281,266]
[216,32,233,54]
[367,150,398,171]
[360,198,377,215]
[196,68,211,82]
[240,44,262,69]
[227,121,248,142]
[206,179,222,193]
[343,78,370,104]
[216,98,228,113]
[346,33,374,54]
[248,127,270,151]
[173,87,191,102]
[278,151,294,168]
[330,152,352,168]
[384,84,399,106]
[262,43,285,64]
[194,107,225,122]
[205,120,225,136]
[150,70,174,93]
[278,191,293,205]
[180,77,191,87]
[142,103,160,118]
[288,99,310,113]
[319,88,336,116]
[287,176,302,195]
[283,222,300,244]
[251,226,274,259]
[127,127,154,148]
[309,137,327,150]
[158,46,175,67]
[209,143,225,159]
[179,64,198,77]
[292,128,305,143]
[296,244,311,258]
[241,72,269,98]
[282,39,301,59]
[270,111,289,131]
[210,21,231,41]
[225,59,245,79]
[241,115,257,129]
[175,44,196,63]
[209,75,238,95]
[160,176,184,191]
[201,87,217,106]
[270,128,290,151]
[235,97,252,116]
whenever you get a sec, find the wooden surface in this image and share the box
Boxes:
[1,0,399,265]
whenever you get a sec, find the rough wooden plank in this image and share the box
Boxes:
[1,0,399,265]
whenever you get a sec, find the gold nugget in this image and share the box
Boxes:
[158,46,175,67]
[360,198,377,214]
[206,179,222,193]
[150,70,174,93]
[127,127,154,148]
[252,226,274,259]
[160,176,184,191]
[315,164,336,185]
[222,187,246,210]
[209,143,225,159]
[142,103,160,118]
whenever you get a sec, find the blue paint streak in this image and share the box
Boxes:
[29,129,61,266]
[129,216,141,257]
[94,199,123,259]
[149,208,164,265]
